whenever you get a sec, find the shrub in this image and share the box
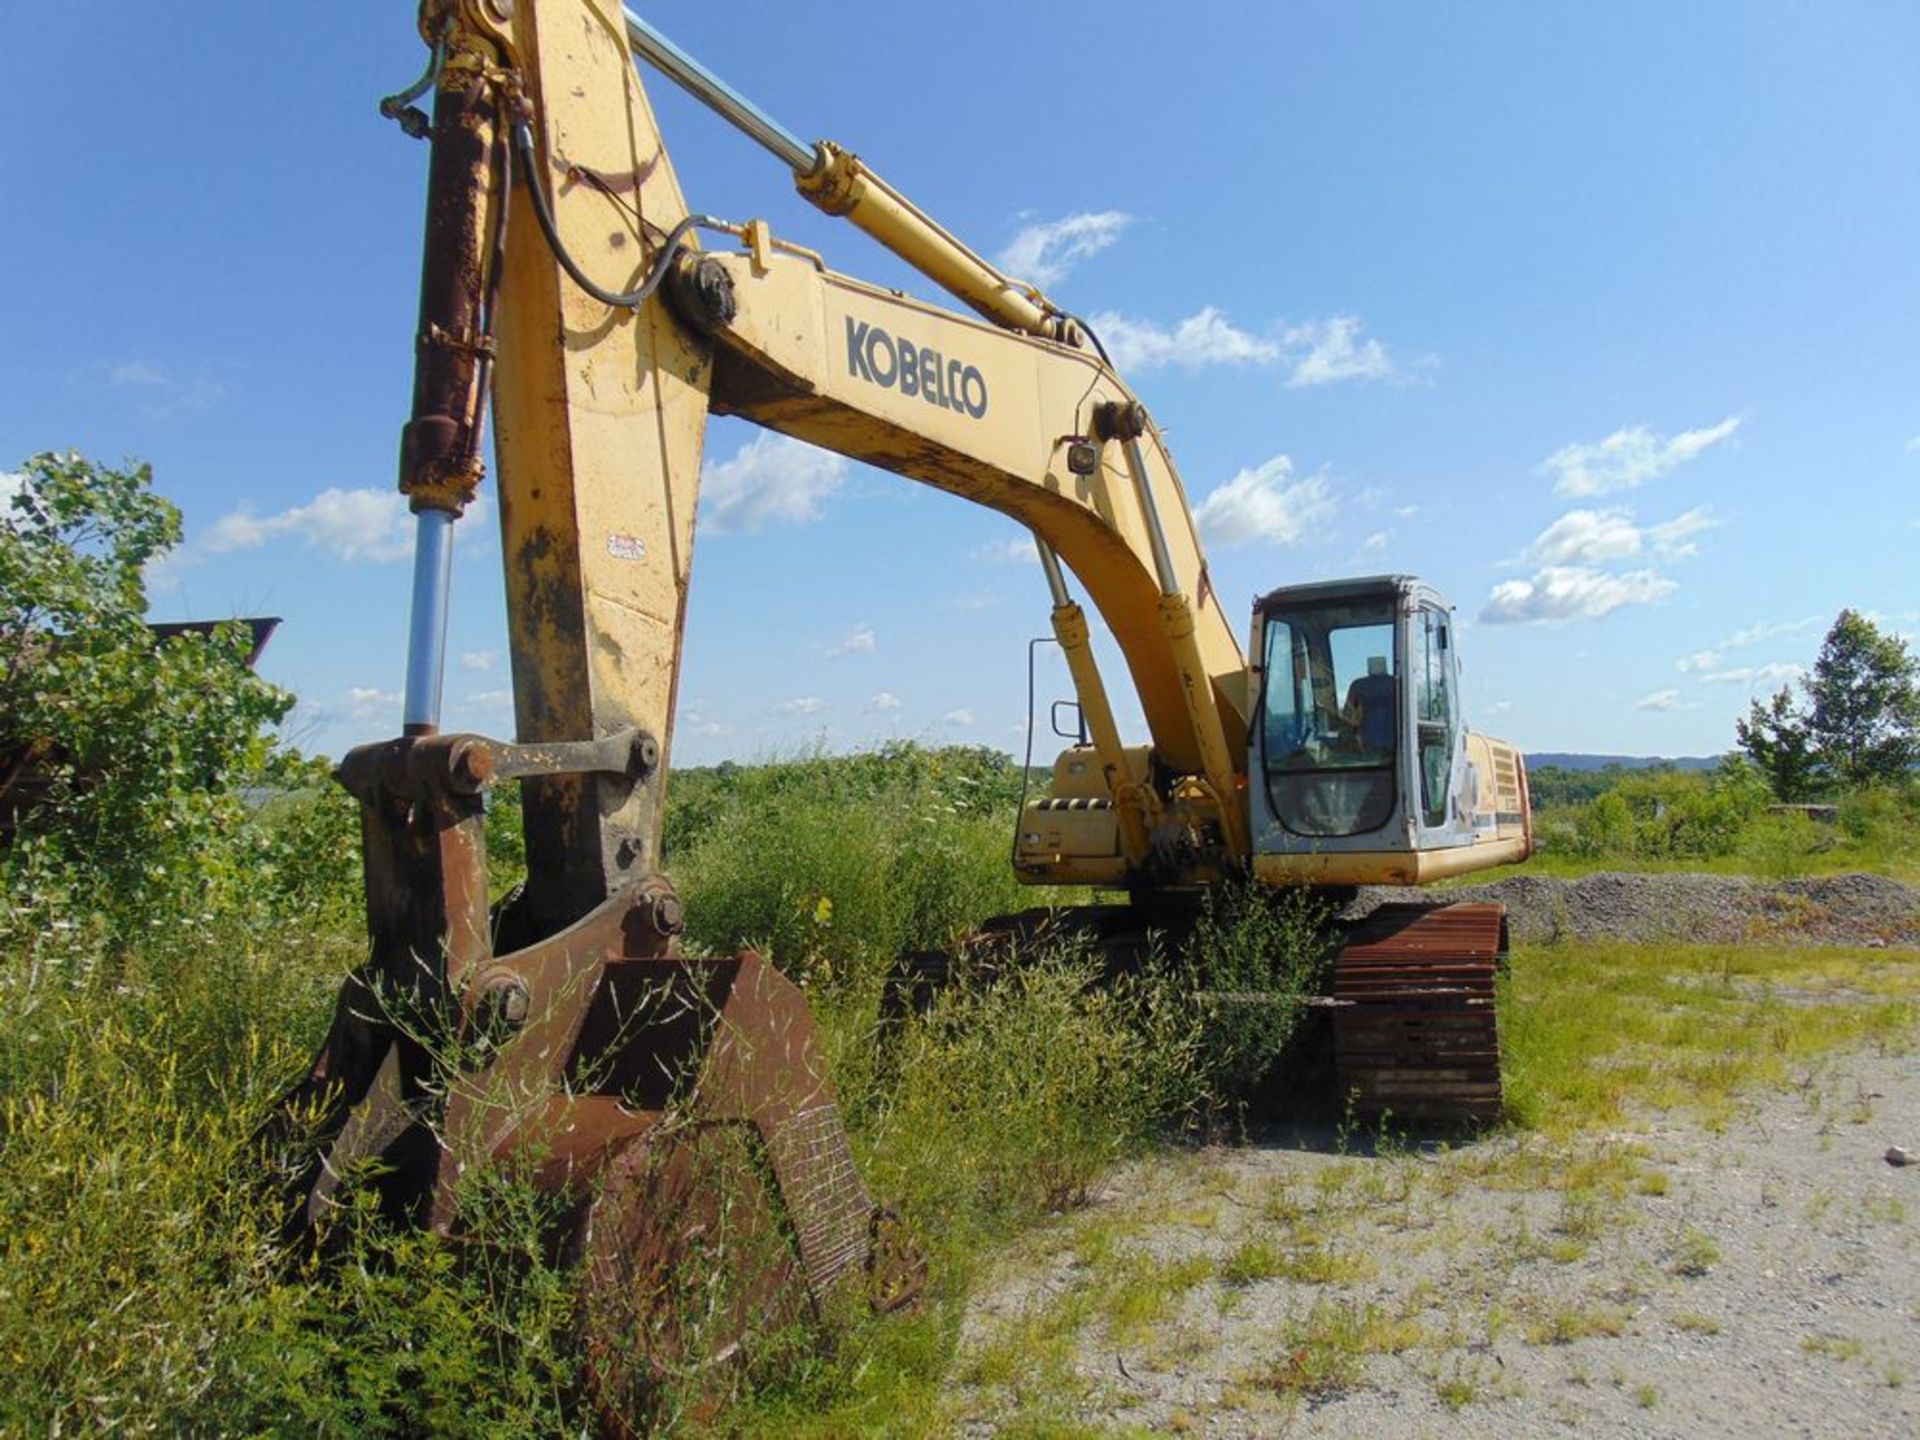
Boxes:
[669,744,1038,986]
[1179,882,1336,1107]
[1738,809,1821,880]
[0,452,292,951]
[856,946,1196,1227]
[1565,768,1768,862]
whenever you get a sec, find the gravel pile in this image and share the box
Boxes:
[1352,871,1920,949]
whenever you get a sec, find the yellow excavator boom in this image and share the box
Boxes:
[265,5,1537,1427]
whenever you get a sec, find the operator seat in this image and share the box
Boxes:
[1344,657,1396,756]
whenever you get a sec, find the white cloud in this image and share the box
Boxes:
[1906,436,1920,453]
[1479,566,1677,625]
[1523,508,1643,567]
[972,535,1039,566]
[1698,662,1805,688]
[1541,416,1741,497]
[867,691,902,713]
[1282,316,1394,387]
[346,686,401,720]
[1675,649,1722,674]
[204,486,415,563]
[1515,504,1717,583]
[1722,615,1820,649]
[942,708,976,727]
[1086,308,1401,386]
[102,359,227,417]
[827,624,876,657]
[679,702,731,738]
[947,590,999,611]
[995,211,1131,287]
[110,360,168,388]
[1360,531,1390,553]
[0,470,23,521]
[1090,306,1281,372]
[1483,700,1514,716]
[700,434,846,535]
[1193,456,1336,549]
[771,696,825,716]
[1647,505,1717,559]
[459,649,498,672]
[1636,689,1691,712]
[464,689,512,709]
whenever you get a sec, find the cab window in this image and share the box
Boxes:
[1411,608,1453,827]
[1259,599,1398,837]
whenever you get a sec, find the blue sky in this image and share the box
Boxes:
[5,2,1915,766]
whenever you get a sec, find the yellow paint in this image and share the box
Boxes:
[458,1,1532,901]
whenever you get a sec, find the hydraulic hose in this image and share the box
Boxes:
[509,117,732,310]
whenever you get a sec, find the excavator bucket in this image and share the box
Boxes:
[257,731,922,1429]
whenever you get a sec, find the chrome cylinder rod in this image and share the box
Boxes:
[1035,538,1072,607]
[1122,438,1181,597]
[623,7,820,174]
[401,509,456,733]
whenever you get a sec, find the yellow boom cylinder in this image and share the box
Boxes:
[794,144,1068,341]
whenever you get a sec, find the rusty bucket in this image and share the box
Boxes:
[256,731,922,1429]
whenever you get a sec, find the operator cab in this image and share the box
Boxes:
[1249,575,1504,879]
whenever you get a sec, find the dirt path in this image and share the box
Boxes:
[952,1035,1919,1436]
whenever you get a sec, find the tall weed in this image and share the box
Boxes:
[1179,882,1335,1107]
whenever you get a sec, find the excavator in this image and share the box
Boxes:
[264,1,1533,1427]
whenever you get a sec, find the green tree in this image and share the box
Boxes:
[1803,609,1920,787]
[1735,609,1919,797]
[0,451,293,938]
[1735,687,1820,801]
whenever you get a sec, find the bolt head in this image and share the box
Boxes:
[633,733,661,775]
[484,977,530,1026]
[648,891,686,936]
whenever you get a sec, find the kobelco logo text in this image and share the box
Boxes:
[845,317,989,419]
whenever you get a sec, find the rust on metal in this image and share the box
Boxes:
[1330,902,1507,1122]
[260,727,922,1430]
[397,31,506,518]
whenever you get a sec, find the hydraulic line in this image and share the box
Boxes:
[618,6,1071,344]
[508,117,734,310]
[621,6,819,173]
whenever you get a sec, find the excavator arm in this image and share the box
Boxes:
[678,240,1251,858]
[264,6,1530,1429]
[268,3,1254,1422]
[402,0,1251,909]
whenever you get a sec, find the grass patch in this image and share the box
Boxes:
[1670,1227,1721,1277]
[1219,1237,1373,1288]
[1801,1333,1868,1362]
[1525,1302,1631,1346]
[1499,939,1920,1134]
[1257,1299,1423,1404]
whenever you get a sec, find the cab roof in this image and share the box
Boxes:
[1252,574,1423,613]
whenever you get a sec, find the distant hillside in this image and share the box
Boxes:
[1525,753,1721,774]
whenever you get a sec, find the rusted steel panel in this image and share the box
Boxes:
[1332,903,1507,1122]
[259,727,921,1432]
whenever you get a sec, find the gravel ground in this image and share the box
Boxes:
[955,1054,1919,1437]
[1355,871,1920,950]
[950,874,1920,1437]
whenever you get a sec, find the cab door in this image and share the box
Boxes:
[1408,605,1459,835]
